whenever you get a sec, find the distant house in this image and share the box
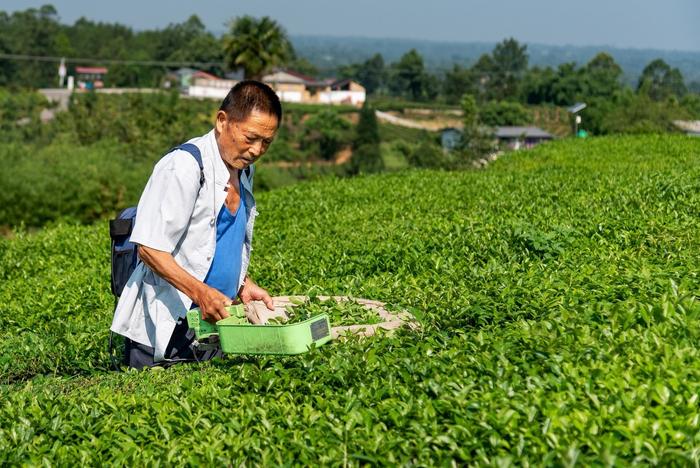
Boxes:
[439,126,553,151]
[319,79,366,106]
[261,69,312,103]
[183,68,367,106]
[440,127,462,151]
[164,67,197,89]
[262,70,366,106]
[188,73,236,100]
[75,66,107,90]
[494,126,553,150]
[673,120,700,137]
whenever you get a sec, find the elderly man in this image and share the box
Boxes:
[111,80,280,369]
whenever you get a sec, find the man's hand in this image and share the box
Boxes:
[138,245,232,324]
[195,285,233,324]
[238,277,273,310]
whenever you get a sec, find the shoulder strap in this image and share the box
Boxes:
[172,143,205,186]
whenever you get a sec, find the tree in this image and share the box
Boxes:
[637,59,687,101]
[584,52,623,99]
[356,54,386,95]
[489,38,529,101]
[302,110,352,161]
[222,16,293,79]
[339,54,386,95]
[521,66,557,104]
[155,15,223,76]
[443,64,476,104]
[550,62,588,105]
[458,94,495,161]
[1,5,61,87]
[349,103,383,174]
[390,49,431,101]
[585,89,689,134]
[480,101,531,126]
[471,53,496,102]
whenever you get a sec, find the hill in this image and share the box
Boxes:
[292,35,700,85]
[2,135,700,464]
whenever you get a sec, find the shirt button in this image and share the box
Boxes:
[206,256,212,261]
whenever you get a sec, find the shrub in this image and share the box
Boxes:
[0,141,148,227]
[301,110,353,160]
[479,100,532,126]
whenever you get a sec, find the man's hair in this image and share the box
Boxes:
[219,80,282,126]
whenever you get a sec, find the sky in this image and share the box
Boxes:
[3,0,699,52]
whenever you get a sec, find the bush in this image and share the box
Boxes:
[0,141,148,227]
[48,92,215,159]
[584,91,691,135]
[407,141,453,169]
[301,110,353,160]
[0,88,50,141]
[479,100,532,126]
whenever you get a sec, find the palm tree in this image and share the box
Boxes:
[223,16,294,80]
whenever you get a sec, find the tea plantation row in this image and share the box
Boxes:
[1,135,699,465]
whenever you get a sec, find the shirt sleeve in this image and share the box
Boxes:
[130,150,202,253]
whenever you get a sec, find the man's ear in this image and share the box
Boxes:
[215,111,228,133]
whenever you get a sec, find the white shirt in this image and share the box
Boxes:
[110,129,258,361]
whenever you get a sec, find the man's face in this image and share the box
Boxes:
[215,109,278,170]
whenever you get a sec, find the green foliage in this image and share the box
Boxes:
[45,91,215,159]
[680,93,700,118]
[488,38,529,101]
[276,297,383,326]
[584,52,624,99]
[637,58,688,102]
[480,100,531,126]
[0,5,61,87]
[0,8,220,88]
[301,109,352,161]
[222,16,293,79]
[2,136,700,464]
[0,88,49,138]
[406,141,452,169]
[584,90,691,135]
[339,53,387,95]
[349,103,383,175]
[379,140,414,170]
[389,49,436,102]
[442,64,477,104]
[460,94,496,159]
[0,140,148,227]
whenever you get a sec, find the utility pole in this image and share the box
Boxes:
[58,57,66,87]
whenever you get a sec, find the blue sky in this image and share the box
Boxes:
[4,0,699,52]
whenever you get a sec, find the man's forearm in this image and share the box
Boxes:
[137,245,206,303]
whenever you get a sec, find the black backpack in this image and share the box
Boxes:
[109,143,205,298]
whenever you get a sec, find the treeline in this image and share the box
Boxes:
[340,40,700,134]
[0,5,224,87]
[0,5,318,87]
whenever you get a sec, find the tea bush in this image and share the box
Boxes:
[0,140,150,227]
[1,135,700,465]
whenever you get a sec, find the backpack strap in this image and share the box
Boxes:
[172,143,205,187]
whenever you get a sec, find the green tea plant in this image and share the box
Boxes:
[1,135,700,465]
[274,297,384,326]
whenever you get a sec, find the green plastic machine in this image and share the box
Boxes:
[186,304,332,355]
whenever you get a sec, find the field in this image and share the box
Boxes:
[1,135,700,464]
